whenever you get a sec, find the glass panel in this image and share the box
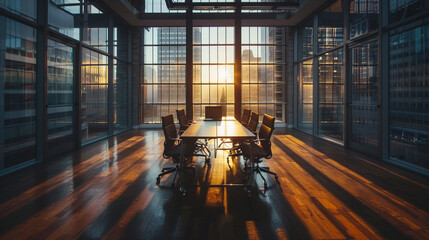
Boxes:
[350,0,379,39]
[318,0,344,52]
[389,24,429,169]
[0,0,36,20]
[297,59,313,131]
[193,27,234,118]
[1,17,37,168]
[319,48,344,141]
[81,48,108,143]
[242,27,285,122]
[351,42,379,149]
[389,0,427,23]
[47,40,74,141]
[141,27,186,123]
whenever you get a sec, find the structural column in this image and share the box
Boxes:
[186,6,193,120]
[36,0,48,161]
[234,2,242,120]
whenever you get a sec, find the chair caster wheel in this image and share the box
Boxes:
[156,177,160,185]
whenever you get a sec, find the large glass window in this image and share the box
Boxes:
[349,0,379,39]
[141,27,186,123]
[242,27,285,121]
[318,0,344,52]
[389,0,427,23]
[389,24,429,169]
[81,48,108,143]
[319,48,344,141]
[351,42,379,149]
[298,19,313,60]
[297,59,313,132]
[193,27,235,118]
[1,17,37,168]
[0,0,36,21]
[47,40,74,141]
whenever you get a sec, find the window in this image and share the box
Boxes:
[389,24,429,169]
[242,27,285,121]
[81,48,109,142]
[193,27,235,118]
[297,59,313,132]
[141,27,186,123]
[319,48,344,141]
[318,0,344,52]
[1,17,37,168]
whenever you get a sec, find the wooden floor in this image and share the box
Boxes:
[1,129,429,240]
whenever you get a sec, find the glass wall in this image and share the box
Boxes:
[141,27,186,123]
[242,27,285,121]
[389,23,429,169]
[47,40,74,141]
[318,0,343,52]
[318,48,344,141]
[351,42,379,149]
[81,48,108,143]
[0,17,37,169]
[193,27,235,118]
[0,0,36,21]
[297,59,313,132]
[349,0,379,39]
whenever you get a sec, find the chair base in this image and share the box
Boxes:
[156,164,195,188]
[243,163,280,193]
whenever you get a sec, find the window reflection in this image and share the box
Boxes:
[1,17,37,168]
[47,40,74,141]
[389,24,429,169]
[81,48,108,142]
[319,49,344,141]
[298,59,313,132]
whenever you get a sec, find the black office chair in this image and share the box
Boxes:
[157,114,196,188]
[176,109,192,135]
[247,111,259,134]
[205,105,223,120]
[241,109,252,127]
[227,109,253,159]
[241,114,279,192]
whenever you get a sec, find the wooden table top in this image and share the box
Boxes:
[181,118,255,139]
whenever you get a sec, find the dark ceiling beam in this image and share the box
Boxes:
[165,0,299,10]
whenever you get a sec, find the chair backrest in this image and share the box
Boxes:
[176,109,188,127]
[241,109,251,126]
[247,112,259,132]
[258,114,275,158]
[161,114,178,150]
[262,114,275,129]
[205,106,223,120]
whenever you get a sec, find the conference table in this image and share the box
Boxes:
[179,116,256,190]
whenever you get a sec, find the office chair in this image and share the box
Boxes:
[227,109,253,159]
[156,114,196,188]
[247,111,259,134]
[176,109,192,135]
[240,109,252,127]
[241,114,279,192]
[205,106,223,120]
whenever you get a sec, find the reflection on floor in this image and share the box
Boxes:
[0,129,428,239]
